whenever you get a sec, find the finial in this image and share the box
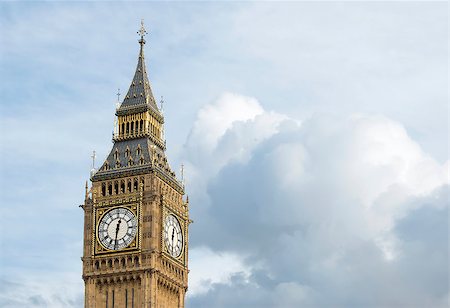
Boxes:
[115,88,121,109]
[137,19,148,45]
[180,164,185,186]
[160,96,164,113]
[89,150,98,179]
[91,150,96,169]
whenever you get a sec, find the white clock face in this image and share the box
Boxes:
[164,214,183,258]
[98,207,138,251]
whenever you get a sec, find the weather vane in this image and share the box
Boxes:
[137,19,148,43]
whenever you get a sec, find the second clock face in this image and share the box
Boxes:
[98,207,138,251]
[164,214,183,258]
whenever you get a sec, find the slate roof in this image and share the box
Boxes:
[92,137,181,191]
[117,39,161,116]
[100,138,152,170]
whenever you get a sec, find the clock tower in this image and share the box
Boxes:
[81,22,190,307]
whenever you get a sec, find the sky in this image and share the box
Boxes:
[0,1,448,307]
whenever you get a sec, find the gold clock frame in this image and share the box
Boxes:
[94,203,141,256]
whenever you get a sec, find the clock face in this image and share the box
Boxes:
[164,214,183,258]
[98,207,138,251]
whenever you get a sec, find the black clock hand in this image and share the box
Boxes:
[171,229,175,254]
[114,219,121,249]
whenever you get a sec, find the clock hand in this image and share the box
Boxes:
[171,229,176,254]
[114,219,121,249]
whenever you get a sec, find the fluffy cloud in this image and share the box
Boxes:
[188,246,251,297]
[184,93,448,307]
[183,92,288,201]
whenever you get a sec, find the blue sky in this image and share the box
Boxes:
[0,2,448,307]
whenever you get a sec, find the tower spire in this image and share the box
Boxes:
[117,20,159,113]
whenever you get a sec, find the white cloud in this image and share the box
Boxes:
[185,93,448,306]
[188,246,251,296]
[187,92,264,151]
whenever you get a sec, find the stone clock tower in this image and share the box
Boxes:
[81,22,190,308]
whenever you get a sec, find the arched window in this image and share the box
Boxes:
[131,122,134,133]
[126,122,129,134]
[134,180,138,191]
[121,123,125,135]
[101,184,106,196]
[108,184,112,195]
[114,182,119,194]
[140,120,143,132]
[127,181,132,193]
[120,181,125,193]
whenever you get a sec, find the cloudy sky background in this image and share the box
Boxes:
[0,1,448,307]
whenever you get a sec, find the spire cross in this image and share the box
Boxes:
[137,19,148,44]
[116,88,121,102]
[91,150,96,169]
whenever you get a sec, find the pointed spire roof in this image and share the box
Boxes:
[118,21,160,114]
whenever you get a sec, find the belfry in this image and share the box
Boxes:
[81,21,190,307]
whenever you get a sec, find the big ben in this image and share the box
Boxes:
[81,21,190,307]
